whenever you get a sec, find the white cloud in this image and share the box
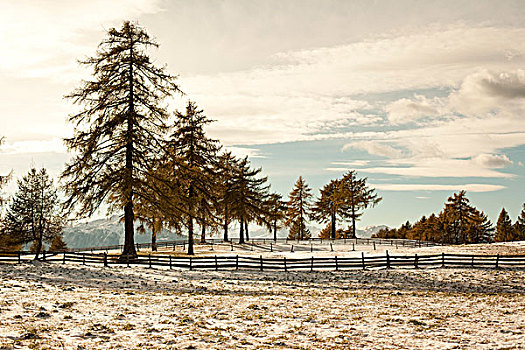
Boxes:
[473,154,513,168]
[342,141,403,159]
[371,183,505,192]
[385,95,443,124]
[0,138,67,155]
[0,0,164,80]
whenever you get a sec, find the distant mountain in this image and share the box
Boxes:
[63,215,179,249]
[63,215,388,248]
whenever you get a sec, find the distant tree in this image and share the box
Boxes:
[285,176,312,240]
[318,222,342,239]
[165,101,220,255]
[215,152,238,242]
[229,157,269,244]
[495,208,516,242]
[514,203,525,240]
[262,192,287,242]
[466,210,494,243]
[338,171,381,239]
[442,191,476,244]
[5,168,65,258]
[49,234,68,252]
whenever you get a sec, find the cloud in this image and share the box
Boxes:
[342,141,403,159]
[0,0,164,80]
[473,154,513,168]
[385,95,443,124]
[450,69,525,116]
[371,183,505,192]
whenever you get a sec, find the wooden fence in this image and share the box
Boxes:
[67,237,440,253]
[1,251,523,270]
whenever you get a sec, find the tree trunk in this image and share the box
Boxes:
[331,212,336,240]
[151,223,157,252]
[188,215,194,255]
[245,220,249,241]
[239,217,245,244]
[34,235,43,260]
[121,41,137,260]
[223,205,229,242]
[200,223,206,243]
[351,203,356,239]
[121,202,137,259]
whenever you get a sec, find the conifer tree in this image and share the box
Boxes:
[61,21,181,259]
[442,191,476,244]
[495,208,515,242]
[338,171,381,239]
[514,203,525,240]
[262,192,287,241]
[216,152,238,242]
[312,179,342,240]
[229,157,269,243]
[5,168,65,258]
[285,176,312,240]
[165,101,220,255]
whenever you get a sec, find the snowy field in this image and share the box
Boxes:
[0,243,524,349]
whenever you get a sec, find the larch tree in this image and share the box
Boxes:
[61,21,181,259]
[216,152,238,242]
[5,168,65,259]
[311,179,343,240]
[514,203,525,240]
[495,208,515,242]
[262,192,287,242]
[165,101,220,255]
[338,171,381,239]
[229,157,269,244]
[285,176,312,240]
[442,191,476,244]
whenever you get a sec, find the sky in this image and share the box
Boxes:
[0,0,524,228]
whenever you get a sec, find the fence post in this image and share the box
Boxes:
[148,254,152,269]
[310,256,314,272]
[63,252,66,264]
[361,252,366,270]
[495,254,499,269]
[104,252,108,267]
[83,253,86,265]
[18,251,21,264]
[42,250,46,261]
[373,242,376,251]
[183,242,186,251]
[235,255,239,270]
[441,252,445,267]
[284,257,287,272]
[330,243,333,252]
[231,242,234,251]
[291,245,294,253]
[189,256,192,271]
[169,255,172,270]
[260,255,263,271]
[386,250,390,269]
[471,256,474,267]
[414,254,418,269]
[270,243,273,252]
[335,256,338,271]
[215,255,218,271]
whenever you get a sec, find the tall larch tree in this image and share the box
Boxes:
[285,176,313,240]
[61,21,181,259]
[5,168,65,259]
[263,192,287,242]
[165,101,220,255]
[311,179,343,240]
[216,152,238,242]
[338,171,381,239]
[441,191,476,244]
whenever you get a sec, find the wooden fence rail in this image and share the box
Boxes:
[1,251,524,270]
[65,237,441,253]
